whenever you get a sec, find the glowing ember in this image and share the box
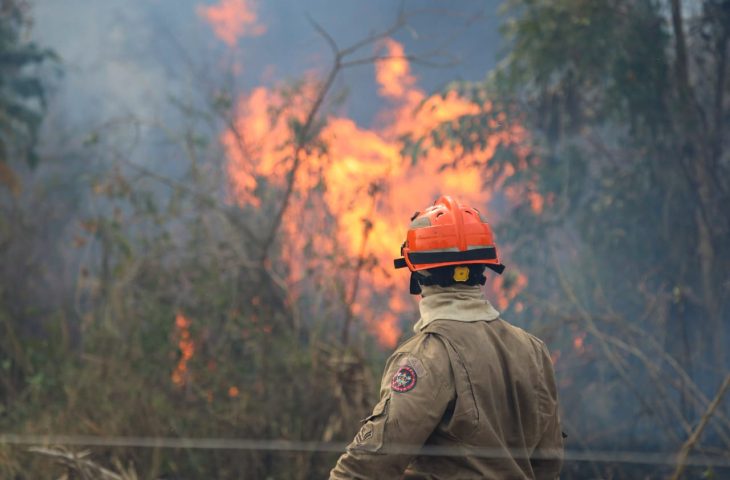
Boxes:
[221,38,534,347]
[228,386,240,397]
[171,312,195,386]
[528,191,544,215]
[197,0,266,46]
[573,332,586,354]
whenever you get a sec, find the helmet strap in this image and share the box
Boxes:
[485,263,506,274]
[409,273,422,295]
[413,265,487,292]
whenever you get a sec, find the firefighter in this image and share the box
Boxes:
[329,195,563,479]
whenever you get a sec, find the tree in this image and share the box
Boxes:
[411,0,730,476]
[0,0,55,194]
[0,0,57,413]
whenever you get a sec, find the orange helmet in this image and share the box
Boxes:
[394,196,505,290]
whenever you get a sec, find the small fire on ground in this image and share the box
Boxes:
[171,312,194,387]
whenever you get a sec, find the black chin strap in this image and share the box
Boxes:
[396,257,506,295]
[408,264,499,295]
[486,263,506,274]
[409,273,422,295]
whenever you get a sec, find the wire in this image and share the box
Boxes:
[2,433,729,468]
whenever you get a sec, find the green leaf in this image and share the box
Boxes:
[28,372,44,387]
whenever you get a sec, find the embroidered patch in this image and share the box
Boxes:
[355,424,373,444]
[391,366,417,392]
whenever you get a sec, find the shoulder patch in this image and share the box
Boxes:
[391,365,417,393]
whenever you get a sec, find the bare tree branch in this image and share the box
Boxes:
[306,14,339,58]
[118,158,261,246]
[340,54,458,69]
[670,374,730,480]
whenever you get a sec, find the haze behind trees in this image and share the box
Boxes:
[1,1,729,478]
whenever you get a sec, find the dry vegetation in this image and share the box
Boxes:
[1,0,729,478]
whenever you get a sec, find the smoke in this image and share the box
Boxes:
[31,0,180,126]
[30,0,503,129]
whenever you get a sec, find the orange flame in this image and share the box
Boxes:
[573,332,586,354]
[375,39,417,100]
[528,191,544,215]
[222,39,535,347]
[491,271,529,311]
[171,312,195,386]
[197,0,266,46]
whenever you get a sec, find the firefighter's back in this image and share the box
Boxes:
[406,317,563,480]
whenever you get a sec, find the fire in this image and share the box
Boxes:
[573,332,586,354]
[197,0,266,46]
[221,38,534,347]
[375,39,417,100]
[225,83,321,208]
[491,271,529,311]
[171,312,195,386]
[528,190,544,215]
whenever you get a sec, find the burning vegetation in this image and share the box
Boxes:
[171,312,194,387]
[1,0,729,479]
[197,0,266,46]
[221,36,534,347]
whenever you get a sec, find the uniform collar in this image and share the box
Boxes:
[414,284,500,333]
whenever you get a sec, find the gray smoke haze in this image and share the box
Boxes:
[31,0,503,131]
[26,0,506,314]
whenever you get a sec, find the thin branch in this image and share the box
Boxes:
[258,58,340,264]
[603,313,730,439]
[307,15,339,58]
[712,26,728,173]
[341,214,374,346]
[220,109,255,170]
[341,54,458,69]
[119,158,260,245]
[670,0,691,96]
[592,329,694,436]
[527,277,730,446]
[670,374,730,480]
[338,13,406,58]
[548,247,687,442]
[29,446,125,480]
[258,12,425,263]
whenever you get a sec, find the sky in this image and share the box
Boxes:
[31,0,504,130]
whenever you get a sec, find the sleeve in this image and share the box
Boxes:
[329,335,454,480]
[530,342,564,480]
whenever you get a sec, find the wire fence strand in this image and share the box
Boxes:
[2,433,729,468]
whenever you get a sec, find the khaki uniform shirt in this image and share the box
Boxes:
[330,285,563,479]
